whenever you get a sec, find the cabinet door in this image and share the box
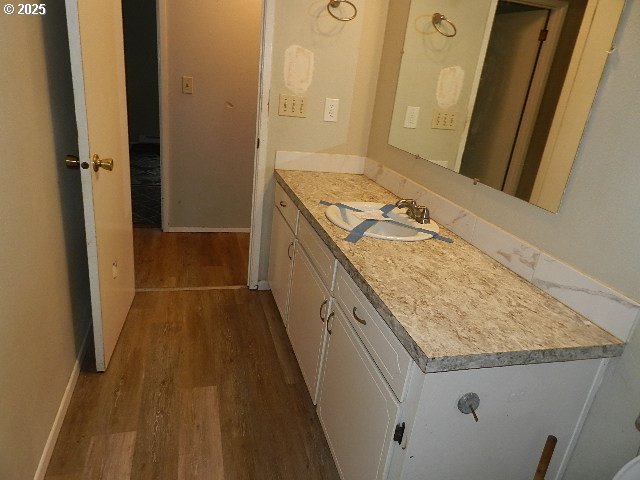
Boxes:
[287,248,330,404]
[399,359,601,480]
[317,306,400,480]
[268,208,295,324]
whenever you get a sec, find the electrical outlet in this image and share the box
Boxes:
[404,106,420,129]
[182,75,194,94]
[324,98,339,122]
[278,94,307,117]
[431,109,458,130]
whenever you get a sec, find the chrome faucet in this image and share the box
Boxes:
[395,198,431,224]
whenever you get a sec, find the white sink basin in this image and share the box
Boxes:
[325,202,440,242]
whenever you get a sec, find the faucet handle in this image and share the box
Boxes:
[415,206,431,224]
[395,198,417,208]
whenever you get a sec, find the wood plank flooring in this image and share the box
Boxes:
[46,229,340,480]
[134,229,249,288]
[46,289,340,480]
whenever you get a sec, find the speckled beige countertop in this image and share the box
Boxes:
[275,170,623,373]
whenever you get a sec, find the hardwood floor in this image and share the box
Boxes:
[133,228,250,288]
[46,289,340,479]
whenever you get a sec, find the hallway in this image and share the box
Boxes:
[134,229,250,289]
[45,233,340,479]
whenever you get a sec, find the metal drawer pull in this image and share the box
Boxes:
[279,200,287,207]
[319,300,328,322]
[326,312,335,334]
[352,307,367,325]
[287,242,294,260]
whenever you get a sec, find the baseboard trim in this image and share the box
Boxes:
[33,326,91,480]
[162,227,251,233]
[257,280,270,291]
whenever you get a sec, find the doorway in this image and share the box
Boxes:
[122,0,161,228]
[460,0,567,196]
[120,0,262,288]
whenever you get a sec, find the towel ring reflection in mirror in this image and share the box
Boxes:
[432,12,457,37]
[327,0,357,21]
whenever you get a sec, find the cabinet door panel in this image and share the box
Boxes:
[268,209,295,324]
[400,359,601,480]
[287,248,330,403]
[317,307,399,480]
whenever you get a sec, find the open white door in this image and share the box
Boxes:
[64,0,135,371]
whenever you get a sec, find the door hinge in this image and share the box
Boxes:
[539,29,549,42]
[256,138,260,149]
[393,422,406,445]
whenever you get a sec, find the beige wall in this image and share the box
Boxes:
[0,4,91,479]
[163,0,262,229]
[259,0,390,278]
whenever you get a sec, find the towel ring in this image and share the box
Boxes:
[432,12,457,37]
[327,0,357,21]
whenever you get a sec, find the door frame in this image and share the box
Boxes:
[248,0,275,290]
[157,0,169,232]
[156,0,273,288]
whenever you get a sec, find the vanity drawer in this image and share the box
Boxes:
[334,266,411,401]
[275,183,298,233]
[298,215,336,290]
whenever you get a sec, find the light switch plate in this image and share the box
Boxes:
[182,75,194,94]
[278,94,307,117]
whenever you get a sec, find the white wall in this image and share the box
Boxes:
[0,4,91,479]
[258,0,390,279]
[163,0,262,229]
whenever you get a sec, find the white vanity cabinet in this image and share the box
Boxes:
[317,305,401,480]
[268,181,608,480]
[267,184,298,324]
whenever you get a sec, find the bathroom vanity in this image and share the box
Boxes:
[268,170,622,480]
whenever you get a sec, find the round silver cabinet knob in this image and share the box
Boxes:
[457,392,480,422]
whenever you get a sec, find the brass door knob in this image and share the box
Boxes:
[92,154,114,172]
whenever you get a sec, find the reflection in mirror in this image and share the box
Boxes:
[387,0,621,212]
[461,0,580,200]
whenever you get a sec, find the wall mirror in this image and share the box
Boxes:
[386,0,624,212]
